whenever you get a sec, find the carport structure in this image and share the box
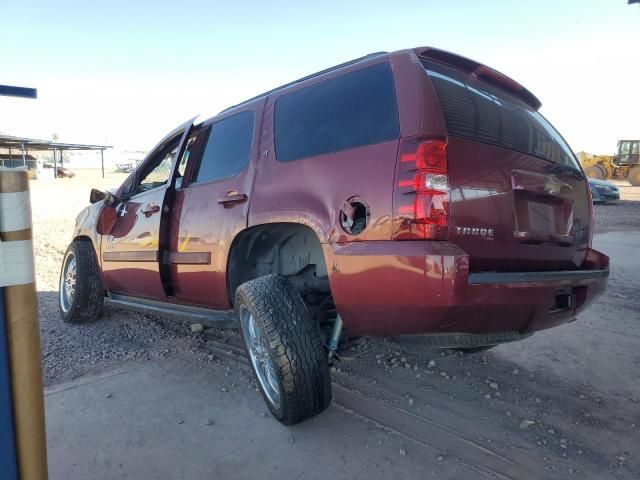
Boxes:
[0,135,112,178]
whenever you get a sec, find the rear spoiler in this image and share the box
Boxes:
[415,47,542,111]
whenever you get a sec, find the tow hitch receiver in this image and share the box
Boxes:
[551,288,573,313]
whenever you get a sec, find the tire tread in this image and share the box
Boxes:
[60,240,104,323]
[236,275,331,425]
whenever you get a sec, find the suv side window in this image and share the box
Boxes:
[274,62,399,162]
[131,136,180,196]
[192,111,255,183]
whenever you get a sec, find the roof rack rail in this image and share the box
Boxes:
[218,51,388,114]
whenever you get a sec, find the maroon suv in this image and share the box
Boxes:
[59,47,609,424]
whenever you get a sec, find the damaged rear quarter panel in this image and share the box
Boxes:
[248,62,408,243]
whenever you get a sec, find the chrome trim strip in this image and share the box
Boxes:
[102,251,158,262]
[167,252,211,265]
[469,269,609,285]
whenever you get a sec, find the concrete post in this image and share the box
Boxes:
[0,168,48,479]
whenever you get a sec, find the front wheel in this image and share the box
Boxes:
[628,166,640,187]
[235,275,331,425]
[59,241,104,323]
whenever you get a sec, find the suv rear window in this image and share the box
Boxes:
[274,62,399,162]
[422,59,579,168]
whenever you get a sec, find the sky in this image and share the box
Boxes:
[1,0,638,159]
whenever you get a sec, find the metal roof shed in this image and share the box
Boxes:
[0,135,112,178]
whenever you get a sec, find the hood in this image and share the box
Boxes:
[588,178,617,188]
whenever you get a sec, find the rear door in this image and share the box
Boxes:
[167,106,261,307]
[101,121,193,298]
[421,58,591,272]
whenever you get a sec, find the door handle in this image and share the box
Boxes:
[217,191,248,207]
[141,202,161,217]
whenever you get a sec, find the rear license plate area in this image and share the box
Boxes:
[514,192,571,237]
[527,201,557,233]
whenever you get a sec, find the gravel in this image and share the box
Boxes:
[33,173,640,387]
[519,420,535,429]
[32,171,640,478]
[593,181,640,234]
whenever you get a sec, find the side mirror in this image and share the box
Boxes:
[89,189,106,204]
[90,189,118,205]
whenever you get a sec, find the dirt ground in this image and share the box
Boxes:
[33,170,640,479]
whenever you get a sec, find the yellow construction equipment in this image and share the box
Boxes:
[578,140,640,186]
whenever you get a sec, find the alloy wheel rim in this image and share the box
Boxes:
[60,253,77,313]
[239,305,281,409]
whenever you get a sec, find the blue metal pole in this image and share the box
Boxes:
[0,288,19,479]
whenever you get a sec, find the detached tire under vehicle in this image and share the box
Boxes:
[453,346,496,354]
[235,274,331,425]
[59,240,104,323]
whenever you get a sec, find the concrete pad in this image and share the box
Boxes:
[494,231,640,399]
[45,352,475,480]
[593,231,640,288]
[44,230,640,480]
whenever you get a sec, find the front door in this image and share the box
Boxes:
[101,123,192,299]
[167,106,262,307]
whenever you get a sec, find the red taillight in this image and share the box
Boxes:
[586,182,595,246]
[393,137,449,240]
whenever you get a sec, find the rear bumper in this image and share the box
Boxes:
[324,241,609,337]
[468,269,608,285]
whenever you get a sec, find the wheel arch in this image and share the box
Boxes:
[226,222,331,310]
[71,234,105,286]
[72,234,93,243]
[71,234,100,261]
